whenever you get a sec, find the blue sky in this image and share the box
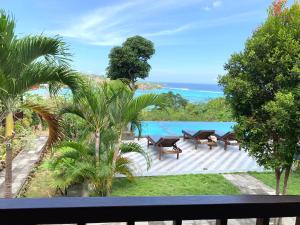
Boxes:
[1,0,276,84]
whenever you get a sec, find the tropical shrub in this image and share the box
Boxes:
[49,140,150,196]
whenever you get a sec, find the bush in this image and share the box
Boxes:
[141,97,233,121]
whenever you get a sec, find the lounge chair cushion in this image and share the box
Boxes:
[228,140,238,144]
[209,135,217,143]
[198,139,209,143]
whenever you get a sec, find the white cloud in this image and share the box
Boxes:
[144,24,193,37]
[49,0,259,46]
[212,0,222,8]
[49,0,204,46]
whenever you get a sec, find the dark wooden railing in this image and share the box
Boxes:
[0,195,300,225]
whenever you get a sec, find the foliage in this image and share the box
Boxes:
[48,140,149,196]
[142,97,233,121]
[0,112,34,161]
[60,113,88,141]
[106,36,155,87]
[219,1,300,194]
[157,91,188,109]
[0,10,81,197]
[271,0,287,16]
[54,80,164,195]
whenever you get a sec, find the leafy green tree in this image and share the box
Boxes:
[106,36,155,89]
[0,10,80,197]
[141,97,233,122]
[158,91,188,109]
[219,1,300,195]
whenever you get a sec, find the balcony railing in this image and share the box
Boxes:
[0,195,300,225]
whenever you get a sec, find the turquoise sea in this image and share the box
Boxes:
[136,83,223,103]
[29,82,223,103]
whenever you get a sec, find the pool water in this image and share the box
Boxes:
[137,121,236,136]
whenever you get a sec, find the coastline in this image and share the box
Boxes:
[28,81,223,103]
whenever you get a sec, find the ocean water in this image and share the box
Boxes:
[137,121,235,136]
[136,82,223,103]
[29,82,223,103]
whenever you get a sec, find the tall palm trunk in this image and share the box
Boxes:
[95,129,100,163]
[113,132,122,162]
[4,112,14,198]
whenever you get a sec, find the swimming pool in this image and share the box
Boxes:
[137,121,236,136]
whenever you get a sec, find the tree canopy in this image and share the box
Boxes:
[219,0,300,195]
[106,36,155,88]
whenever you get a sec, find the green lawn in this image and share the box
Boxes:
[112,174,240,196]
[24,160,240,197]
[249,172,300,195]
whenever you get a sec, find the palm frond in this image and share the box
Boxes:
[59,103,85,119]
[8,35,71,72]
[115,156,134,181]
[120,142,151,169]
[126,94,165,120]
[130,117,142,138]
[14,63,80,96]
[0,10,15,50]
[22,102,63,149]
[56,141,93,156]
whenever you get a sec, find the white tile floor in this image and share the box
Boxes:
[123,138,265,176]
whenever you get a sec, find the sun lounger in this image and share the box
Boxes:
[147,135,182,160]
[214,130,241,150]
[182,129,215,149]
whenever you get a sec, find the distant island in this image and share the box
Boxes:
[83,73,163,90]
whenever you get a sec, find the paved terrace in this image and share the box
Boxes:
[124,138,265,176]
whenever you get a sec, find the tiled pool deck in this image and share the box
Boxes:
[124,138,265,176]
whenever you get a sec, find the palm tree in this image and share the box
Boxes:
[49,140,150,196]
[60,80,116,163]
[61,80,164,163]
[107,80,165,161]
[0,10,80,197]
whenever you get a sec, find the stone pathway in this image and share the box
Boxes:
[223,174,295,225]
[223,173,275,195]
[0,136,47,197]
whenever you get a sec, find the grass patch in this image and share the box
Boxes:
[24,160,240,197]
[23,159,57,198]
[249,171,300,195]
[111,174,240,196]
